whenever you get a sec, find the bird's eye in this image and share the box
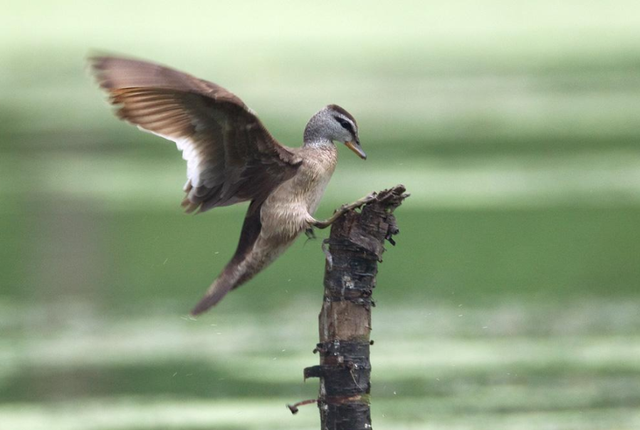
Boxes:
[335,117,352,131]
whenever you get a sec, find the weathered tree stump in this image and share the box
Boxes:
[290,184,408,429]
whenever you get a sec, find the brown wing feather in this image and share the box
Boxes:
[90,55,301,213]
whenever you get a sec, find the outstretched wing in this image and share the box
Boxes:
[90,56,301,213]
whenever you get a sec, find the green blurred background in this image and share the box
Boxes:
[2,1,640,429]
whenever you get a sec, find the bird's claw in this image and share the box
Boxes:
[305,228,316,240]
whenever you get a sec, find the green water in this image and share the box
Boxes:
[2,1,640,429]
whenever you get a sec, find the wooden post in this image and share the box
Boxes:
[290,185,408,429]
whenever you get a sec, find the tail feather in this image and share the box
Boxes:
[190,268,238,315]
[190,253,267,315]
[190,201,263,316]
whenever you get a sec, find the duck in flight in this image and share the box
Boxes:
[90,56,367,315]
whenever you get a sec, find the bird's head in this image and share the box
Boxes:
[304,104,366,160]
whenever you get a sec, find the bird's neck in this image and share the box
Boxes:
[303,112,335,147]
[303,138,334,149]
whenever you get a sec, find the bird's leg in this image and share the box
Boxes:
[313,192,377,229]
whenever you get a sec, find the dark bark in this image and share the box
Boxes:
[293,184,408,430]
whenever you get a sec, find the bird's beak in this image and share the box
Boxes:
[345,140,367,160]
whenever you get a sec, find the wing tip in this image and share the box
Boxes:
[86,52,158,91]
[86,55,109,89]
[87,54,125,93]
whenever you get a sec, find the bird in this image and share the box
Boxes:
[90,55,367,315]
